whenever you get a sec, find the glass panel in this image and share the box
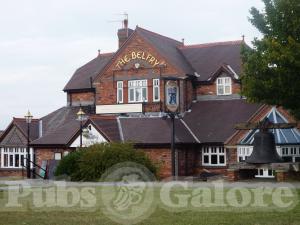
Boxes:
[129,88,134,102]
[9,155,13,167]
[142,88,147,101]
[259,169,263,176]
[118,89,123,102]
[225,86,231,94]
[268,170,273,176]
[218,86,224,95]
[54,153,62,160]
[154,87,159,100]
[135,88,141,102]
[211,155,218,164]
[204,155,209,164]
[4,154,8,167]
[21,155,24,167]
[15,154,19,167]
[219,155,225,164]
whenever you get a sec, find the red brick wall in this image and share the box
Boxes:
[197,80,241,96]
[94,32,188,113]
[0,170,23,177]
[142,148,171,179]
[35,148,72,168]
[68,92,94,106]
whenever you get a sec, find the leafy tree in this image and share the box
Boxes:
[242,0,300,119]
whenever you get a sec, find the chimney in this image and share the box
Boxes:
[117,19,133,48]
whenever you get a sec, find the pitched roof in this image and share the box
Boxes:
[31,106,91,146]
[136,27,194,75]
[119,117,197,144]
[0,118,39,144]
[90,116,121,142]
[179,40,243,81]
[183,99,263,143]
[63,53,114,92]
[31,119,80,146]
[240,108,300,145]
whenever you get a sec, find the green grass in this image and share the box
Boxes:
[0,185,299,225]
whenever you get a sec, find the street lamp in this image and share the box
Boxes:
[77,107,87,147]
[24,110,33,179]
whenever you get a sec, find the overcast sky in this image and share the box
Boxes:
[0,0,264,129]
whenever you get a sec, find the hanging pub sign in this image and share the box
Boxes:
[165,80,179,113]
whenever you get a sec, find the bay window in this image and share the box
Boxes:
[153,79,160,102]
[1,147,33,168]
[128,80,148,103]
[202,146,226,166]
[217,77,232,95]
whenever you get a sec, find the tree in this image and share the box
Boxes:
[242,0,300,119]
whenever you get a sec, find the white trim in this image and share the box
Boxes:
[128,79,148,103]
[117,81,123,104]
[227,65,239,79]
[0,147,33,169]
[153,79,160,102]
[117,117,124,141]
[70,122,108,148]
[216,77,232,96]
[180,119,200,143]
[202,146,226,166]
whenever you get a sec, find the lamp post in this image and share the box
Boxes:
[77,107,87,148]
[24,110,33,179]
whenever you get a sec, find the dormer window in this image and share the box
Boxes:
[217,77,232,95]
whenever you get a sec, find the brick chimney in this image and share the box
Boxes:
[117,19,133,48]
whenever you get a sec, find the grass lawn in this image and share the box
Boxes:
[0,184,299,225]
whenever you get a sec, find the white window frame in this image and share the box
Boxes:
[255,168,275,178]
[280,146,300,162]
[117,81,123,104]
[1,147,33,169]
[153,79,160,102]
[128,80,148,103]
[237,146,253,162]
[202,146,226,166]
[54,152,62,160]
[216,77,232,95]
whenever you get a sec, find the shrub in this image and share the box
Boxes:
[54,150,84,180]
[55,142,158,181]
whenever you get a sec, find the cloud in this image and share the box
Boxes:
[0,0,264,129]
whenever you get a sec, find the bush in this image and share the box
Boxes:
[54,150,84,180]
[55,142,158,181]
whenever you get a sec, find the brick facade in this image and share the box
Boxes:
[197,80,241,96]
[68,92,95,106]
[93,32,191,113]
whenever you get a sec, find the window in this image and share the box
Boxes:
[216,77,232,95]
[237,146,253,162]
[153,79,160,102]
[280,146,300,162]
[128,80,147,103]
[54,152,62,160]
[117,81,123,103]
[1,147,33,168]
[202,146,226,166]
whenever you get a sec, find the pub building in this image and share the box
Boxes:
[0,20,300,181]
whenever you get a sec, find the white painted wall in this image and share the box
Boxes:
[70,123,107,148]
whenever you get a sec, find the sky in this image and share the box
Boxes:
[0,0,264,130]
